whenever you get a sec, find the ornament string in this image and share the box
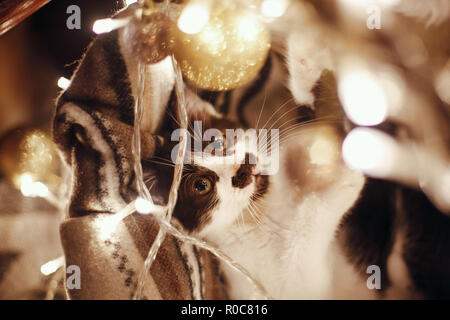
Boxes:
[152,211,271,299]
[132,1,271,299]
[133,0,190,299]
[110,201,271,299]
[133,56,189,299]
[132,60,152,202]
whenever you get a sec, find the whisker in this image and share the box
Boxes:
[257,116,333,154]
[250,198,287,233]
[264,103,305,132]
[143,159,176,168]
[248,201,280,235]
[255,87,268,130]
[260,97,295,131]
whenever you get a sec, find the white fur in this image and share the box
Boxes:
[193,131,259,238]
[195,128,366,299]
[287,28,333,106]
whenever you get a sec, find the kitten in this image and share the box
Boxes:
[141,0,450,296]
[143,84,366,299]
[144,50,450,300]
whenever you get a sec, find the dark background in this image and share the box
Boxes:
[0,0,124,136]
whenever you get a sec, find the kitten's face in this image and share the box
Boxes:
[144,95,270,237]
[175,133,270,237]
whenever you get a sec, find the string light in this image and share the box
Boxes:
[92,18,130,34]
[91,0,273,90]
[96,200,167,241]
[19,173,49,198]
[96,202,136,241]
[57,77,71,90]
[40,256,64,276]
[338,70,388,126]
[177,1,210,35]
[151,212,271,299]
[135,197,154,214]
[261,0,289,19]
[343,128,450,214]
[133,56,189,300]
[342,127,397,177]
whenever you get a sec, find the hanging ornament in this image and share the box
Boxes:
[133,12,171,64]
[169,0,271,91]
[0,127,60,193]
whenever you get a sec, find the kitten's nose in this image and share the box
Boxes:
[232,153,256,188]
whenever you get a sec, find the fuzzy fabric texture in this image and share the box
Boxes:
[53,19,229,298]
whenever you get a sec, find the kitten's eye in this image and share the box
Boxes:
[212,136,226,151]
[192,177,212,195]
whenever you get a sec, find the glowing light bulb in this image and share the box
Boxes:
[40,256,64,276]
[342,127,396,176]
[92,18,130,34]
[95,201,148,241]
[338,71,388,126]
[261,0,289,19]
[33,182,49,197]
[93,18,114,34]
[57,77,70,90]
[19,173,33,188]
[177,2,210,35]
[135,197,154,214]
[19,173,49,198]
[96,216,120,241]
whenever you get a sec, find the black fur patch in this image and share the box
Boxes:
[338,178,450,298]
[174,165,220,232]
[337,178,396,294]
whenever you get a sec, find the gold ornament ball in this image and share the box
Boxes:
[170,2,271,91]
[0,127,59,189]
